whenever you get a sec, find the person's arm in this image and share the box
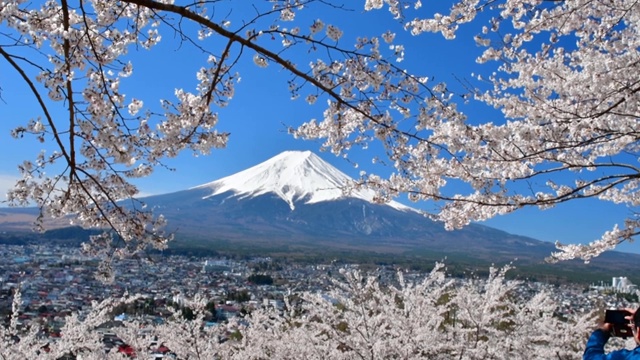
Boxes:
[584,308,638,360]
[583,328,611,360]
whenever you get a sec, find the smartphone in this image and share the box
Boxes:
[605,309,633,337]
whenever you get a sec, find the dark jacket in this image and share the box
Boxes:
[584,329,640,359]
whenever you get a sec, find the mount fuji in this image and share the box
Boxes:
[192,150,411,212]
[135,150,558,262]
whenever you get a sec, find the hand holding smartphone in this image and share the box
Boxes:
[605,309,633,338]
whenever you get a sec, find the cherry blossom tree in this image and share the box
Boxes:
[295,0,640,262]
[0,265,597,359]
[245,264,593,360]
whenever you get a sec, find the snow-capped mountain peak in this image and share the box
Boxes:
[192,150,410,211]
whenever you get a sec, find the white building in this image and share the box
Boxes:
[612,276,637,293]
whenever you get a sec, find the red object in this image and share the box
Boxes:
[118,344,136,357]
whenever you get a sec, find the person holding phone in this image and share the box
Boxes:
[584,308,640,359]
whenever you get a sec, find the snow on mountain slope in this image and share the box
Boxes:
[192,150,412,211]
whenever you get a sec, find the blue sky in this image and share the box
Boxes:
[0,0,636,254]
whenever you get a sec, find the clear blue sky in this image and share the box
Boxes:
[0,1,636,253]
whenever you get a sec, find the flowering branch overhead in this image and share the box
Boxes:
[297,0,640,262]
[1,0,638,277]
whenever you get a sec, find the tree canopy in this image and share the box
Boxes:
[1,0,638,273]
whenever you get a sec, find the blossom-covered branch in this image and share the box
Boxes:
[296,0,640,261]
